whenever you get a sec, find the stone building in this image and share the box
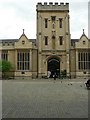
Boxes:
[0,2,90,78]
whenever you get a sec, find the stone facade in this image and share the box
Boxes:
[0,2,90,78]
[37,2,70,77]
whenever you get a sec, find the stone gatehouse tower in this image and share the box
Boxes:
[36,2,71,77]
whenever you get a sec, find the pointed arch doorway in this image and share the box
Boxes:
[47,58,60,78]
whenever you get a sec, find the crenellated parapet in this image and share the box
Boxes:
[36,2,69,12]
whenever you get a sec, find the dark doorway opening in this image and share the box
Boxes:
[47,58,60,78]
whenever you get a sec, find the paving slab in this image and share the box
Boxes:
[2,78,88,118]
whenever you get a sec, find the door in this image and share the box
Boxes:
[47,58,60,78]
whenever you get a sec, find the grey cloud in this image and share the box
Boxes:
[0,0,35,21]
[70,2,88,11]
[0,0,88,39]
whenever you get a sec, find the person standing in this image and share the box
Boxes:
[47,71,51,78]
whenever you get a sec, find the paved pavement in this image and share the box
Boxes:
[2,78,88,118]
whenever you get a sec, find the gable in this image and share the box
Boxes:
[75,34,89,49]
[15,34,32,49]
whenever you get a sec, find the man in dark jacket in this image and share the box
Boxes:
[87,79,90,85]
[53,72,57,80]
[86,79,90,88]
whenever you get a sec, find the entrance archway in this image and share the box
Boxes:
[47,58,60,78]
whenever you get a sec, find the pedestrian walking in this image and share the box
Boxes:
[53,72,57,80]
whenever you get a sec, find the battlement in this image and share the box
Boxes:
[36,2,69,12]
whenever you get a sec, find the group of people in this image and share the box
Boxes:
[47,71,57,80]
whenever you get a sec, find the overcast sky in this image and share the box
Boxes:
[0,0,89,39]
